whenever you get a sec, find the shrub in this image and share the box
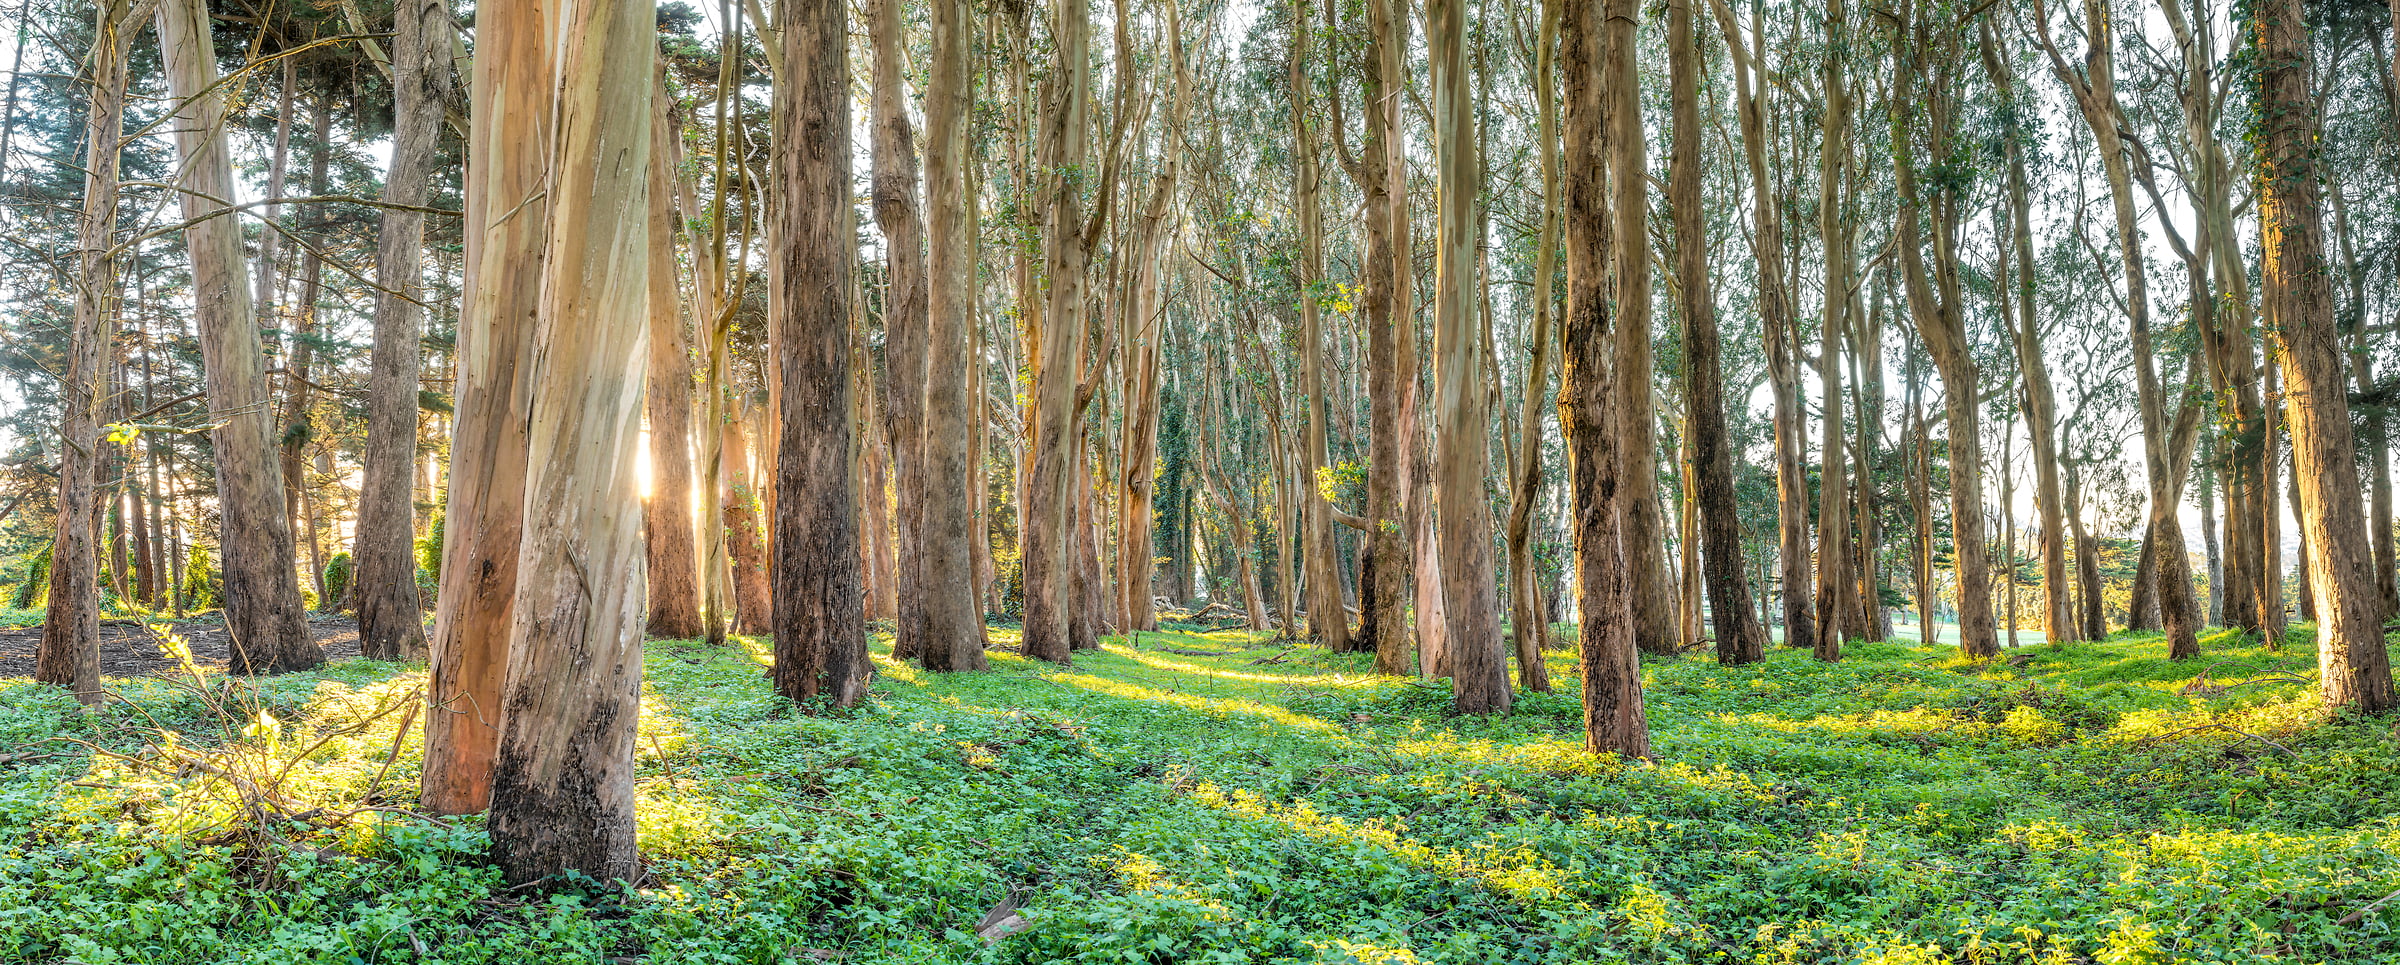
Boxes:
[322,552,354,612]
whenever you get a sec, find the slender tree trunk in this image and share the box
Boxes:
[1890,11,1993,660]
[281,99,332,605]
[355,0,452,660]
[1562,0,1647,754]
[1608,15,1673,659]
[1981,24,2076,644]
[426,0,555,815]
[484,0,653,883]
[1431,0,1506,714]
[38,0,138,704]
[1352,0,1415,675]
[916,0,992,669]
[1020,0,1092,664]
[1811,0,1853,662]
[644,72,703,640]
[1710,0,1810,650]
[157,0,320,673]
[2256,0,2391,712]
[772,0,869,704]
[869,0,932,661]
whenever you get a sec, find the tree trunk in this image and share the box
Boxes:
[916,0,992,669]
[1350,0,1415,675]
[356,0,451,661]
[1608,13,1673,659]
[157,0,320,674]
[1980,23,2076,645]
[772,0,869,705]
[1562,0,1647,754]
[38,0,138,705]
[644,71,704,640]
[1709,0,1809,650]
[1430,0,1506,714]
[1890,11,1993,660]
[1811,0,1854,662]
[2256,0,2391,713]
[1020,0,1092,664]
[722,409,774,634]
[425,0,552,815]
[483,0,653,885]
[869,0,932,661]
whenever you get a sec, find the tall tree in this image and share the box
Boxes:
[1710,0,1811,650]
[484,0,655,883]
[37,0,140,705]
[1671,0,1763,665]
[1431,0,1507,713]
[2254,0,2393,714]
[869,0,933,660]
[1564,0,1648,754]
[1811,0,1854,661]
[355,0,454,661]
[1020,0,1094,664]
[918,0,992,670]
[772,0,869,704]
[645,68,704,641]
[156,0,321,674]
[426,0,556,815]
[1978,22,2076,645]
[1290,0,1349,652]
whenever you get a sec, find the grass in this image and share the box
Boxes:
[2,622,2397,964]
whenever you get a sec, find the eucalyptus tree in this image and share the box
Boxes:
[157,0,321,674]
[35,0,143,704]
[483,0,658,884]
[354,0,455,661]
[2252,0,2393,714]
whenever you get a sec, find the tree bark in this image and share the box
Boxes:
[1709,0,1810,650]
[1430,0,1506,714]
[1562,0,1647,754]
[1021,0,1094,664]
[644,69,703,640]
[356,0,452,661]
[917,0,992,670]
[772,0,869,705]
[869,0,932,661]
[38,0,138,705]
[426,0,553,815]
[483,0,653,885]
[157,0,321,674]
[1672,0,1762,666]
[1351,0,1415,675]
[2256,0,2392,713]
[1811,0,1854,662]
[1980,23,2075,644]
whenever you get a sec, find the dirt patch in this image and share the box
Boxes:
[0,615,366,678]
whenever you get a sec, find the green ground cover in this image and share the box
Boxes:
[2,624,2396,964]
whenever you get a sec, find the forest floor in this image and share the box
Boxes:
[1,613,2397,964]
[0,611,364,677]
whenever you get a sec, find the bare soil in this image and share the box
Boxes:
[0,614,365,678]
